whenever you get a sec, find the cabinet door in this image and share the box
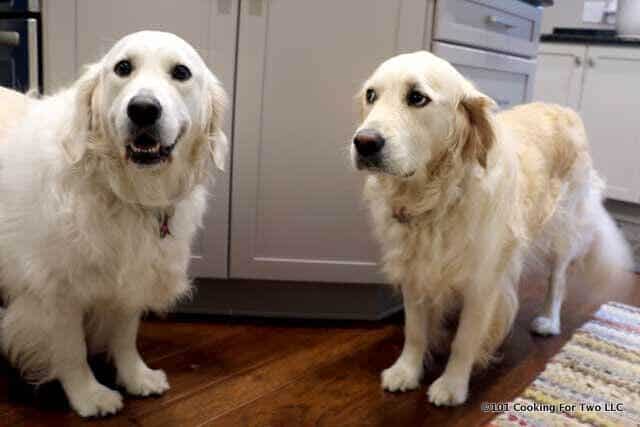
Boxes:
[532,43,586,109]
[579,46,640,203]
[75,0,238,277]
[231,0,429,283]
[432,42,536,110]
[433,0,542,58]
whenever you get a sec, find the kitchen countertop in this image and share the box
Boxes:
[542,28,640,46]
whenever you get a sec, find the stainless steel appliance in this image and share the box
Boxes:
[0,0,40,92]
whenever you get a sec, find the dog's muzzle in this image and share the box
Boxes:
[353,129,385,170]
[125,93,176,166]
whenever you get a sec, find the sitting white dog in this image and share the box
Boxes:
[0,31,228,417]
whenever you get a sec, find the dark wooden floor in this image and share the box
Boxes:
[1,273,638,427]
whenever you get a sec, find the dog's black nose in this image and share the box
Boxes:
[354,129,385,157]
[127,95,162,127]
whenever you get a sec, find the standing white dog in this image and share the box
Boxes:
[0,31,228,417]
[351,51,632,406]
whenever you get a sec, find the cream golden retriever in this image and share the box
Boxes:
[0,31,227,417]
[351,51,632,406]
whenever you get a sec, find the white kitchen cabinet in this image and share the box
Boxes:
[534,43,640,203]
[230,0,429,283]
[432,41,537,110]
[44,0,239,278]
[533,43,586,109]
[579,46,640,203]
[433,0,542,58]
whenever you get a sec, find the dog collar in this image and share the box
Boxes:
[155,207,175,238]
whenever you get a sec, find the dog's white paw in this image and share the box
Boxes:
[427,374,468,406]
[381,360,422,392]
[530,316,560,336]
[118,367,170,397]
[69,383,123,418]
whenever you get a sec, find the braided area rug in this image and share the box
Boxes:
[486,302,640,427]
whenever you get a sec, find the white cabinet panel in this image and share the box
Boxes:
[432,42,536,110]
[579,46,640,203]
[74,0,238,278]
[231,0,429,283]
[533,43,586,109]
[433,0,542,58]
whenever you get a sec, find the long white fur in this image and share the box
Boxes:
[0,31,227,417]
[352,51,633,406]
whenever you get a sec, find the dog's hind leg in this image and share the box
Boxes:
[49,301,123,417]
[530,219,586,337]
[530,254,571,336]
[1,294,123,417]
[105,309,169,397]
[1,296,53,383]
[381,283,428,392]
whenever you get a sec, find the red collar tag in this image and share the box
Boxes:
[159,212,172,238]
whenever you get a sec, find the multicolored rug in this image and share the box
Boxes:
[487,302,640,427]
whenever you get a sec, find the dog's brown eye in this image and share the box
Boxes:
[407,90,430,107]
[114,60,133,77]
[365,88,376,104]
[171,64,192,81]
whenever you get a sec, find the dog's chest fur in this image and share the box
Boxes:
[38,177,207,312]
[365,178,479,294]
[363,154,520,298]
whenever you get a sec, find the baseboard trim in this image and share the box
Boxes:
[607,199,640,225]
[174,278,402,321]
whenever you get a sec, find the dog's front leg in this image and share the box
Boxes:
[427,287,499,406]
[381,283,427,392]
[108,310,169,397]
[53,305,124,417]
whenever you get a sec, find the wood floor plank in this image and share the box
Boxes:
[137,319,242,362]
[203,331,404,427]
[0,323,254,425]
[135,326,395,426]
[5,324,340,426]
[0,319,235,418]
[0,319,244,424]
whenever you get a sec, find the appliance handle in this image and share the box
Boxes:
[0,31,20,47]
[27,19,38,91]
[486,15,514,29]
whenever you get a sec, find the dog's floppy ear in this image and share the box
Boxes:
[205,72,229,172]
[458,89,496,168]
[62,62,102,163]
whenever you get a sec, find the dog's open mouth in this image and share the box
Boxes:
[126,133,176,166]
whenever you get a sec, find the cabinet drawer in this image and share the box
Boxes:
[432,42,536,110]
[433,0,541,58]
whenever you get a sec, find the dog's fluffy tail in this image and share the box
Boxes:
[577,200,635,287]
